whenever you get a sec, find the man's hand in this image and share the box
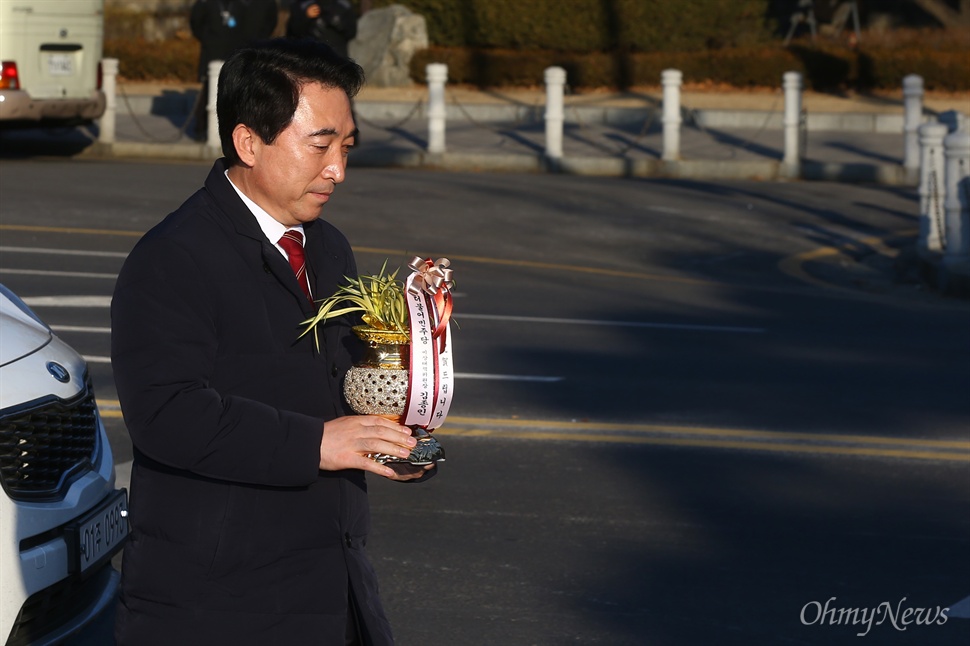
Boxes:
[305,3,321,19]
[386,461,437,482]
[320,415,418,479]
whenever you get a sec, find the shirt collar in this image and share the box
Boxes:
[225,170,304,251]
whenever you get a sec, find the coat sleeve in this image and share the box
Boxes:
[111,233,324,488]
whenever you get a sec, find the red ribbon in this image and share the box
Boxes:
[407,256,454,346]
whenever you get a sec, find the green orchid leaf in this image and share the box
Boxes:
[300,260,412,339]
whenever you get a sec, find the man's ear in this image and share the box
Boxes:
[231,123,259,168]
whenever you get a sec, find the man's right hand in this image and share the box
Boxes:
[320,415,417,478]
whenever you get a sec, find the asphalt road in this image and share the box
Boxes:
[1,159,969,645]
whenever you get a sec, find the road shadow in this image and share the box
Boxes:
[822,141,900,164]
[686,125,781,160]
[0,125,97,158]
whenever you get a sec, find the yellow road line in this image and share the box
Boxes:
[435,427,970,462]
[353,246,718,286]
[5,224,910,296]
[0,225,715,287]
[2,222,926,298]
[443,415,970,450]
[95,400,970,462]
[778,229,918,291]
[0,224,143,237]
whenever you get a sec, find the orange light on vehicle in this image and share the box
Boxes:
[0,61,19,90]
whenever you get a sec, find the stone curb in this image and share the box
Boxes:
[118,90,912,134]
[86,91,933,185]
[79,140,916,185]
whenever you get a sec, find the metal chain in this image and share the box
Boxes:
[682,91,782,159]
[116,81,200,143]
[446,89,527,134]
[963,158,970,221]
[800,107,808,160]
[566,96,660,156]
[353,98,424,131]
[616,108,659,155]
[447,85,660,154]
[930,150,947,252]
[350,86,798,162]
[958,158,970,253]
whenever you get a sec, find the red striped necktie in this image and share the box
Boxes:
[278,229,312,304]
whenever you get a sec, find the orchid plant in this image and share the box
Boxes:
[300,261,409,351]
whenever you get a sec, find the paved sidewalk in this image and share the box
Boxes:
[4,81,964,184]
[3,82,967,294]
[3,82,968,185]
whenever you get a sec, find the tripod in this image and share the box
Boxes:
[830,1,862,44]
[784,0,818,45]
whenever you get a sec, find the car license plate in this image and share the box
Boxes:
[48,53,74,76]
[65,489,129,575]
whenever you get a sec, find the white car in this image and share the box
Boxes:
[0,284,127,646]
[0,0,107,126]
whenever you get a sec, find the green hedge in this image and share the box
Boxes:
[104,38,200,82]
[103,36,970,91]
[369,0,775,51]
[410,45,970,91]
[835,48,968,92]
[101,3,968,91]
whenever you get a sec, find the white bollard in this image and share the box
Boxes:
[544,66,566,161]
[661,69,682,162]
[426,63,448,154]
[99,58,119,144]
[903,74,924,170]
[206,60,222,149]
[918,122,949,254]
[783,71,803,169]
[942,130,970,265]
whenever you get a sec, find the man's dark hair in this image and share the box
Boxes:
[217,37,365,165]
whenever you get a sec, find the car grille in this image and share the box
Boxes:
[4,564,113,646]
[0,385,98,501]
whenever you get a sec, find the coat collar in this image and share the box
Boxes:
[204,159,320,315]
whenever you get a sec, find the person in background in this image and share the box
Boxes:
[286,0,358,58]
[190,0,278,141]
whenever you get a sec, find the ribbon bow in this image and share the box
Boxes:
[407,256,454,342]
[408,256,454,296]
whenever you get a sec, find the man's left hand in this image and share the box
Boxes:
[385,462,437,482]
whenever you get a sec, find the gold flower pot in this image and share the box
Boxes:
[344,326,445,465]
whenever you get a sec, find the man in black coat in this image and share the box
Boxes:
[190,0,278,140]
[111,38,433,645]
[286,0,358,58]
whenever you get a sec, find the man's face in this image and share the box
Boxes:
[247,82,356,226]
